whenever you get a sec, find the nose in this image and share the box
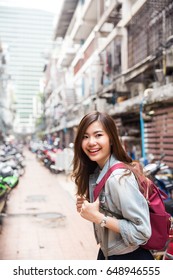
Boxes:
[87,136,96,145]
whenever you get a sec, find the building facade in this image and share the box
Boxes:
[0,38,15,142]
[43,0,173,167]
[0,4,54,135]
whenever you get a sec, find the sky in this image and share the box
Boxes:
[0,0,64,13]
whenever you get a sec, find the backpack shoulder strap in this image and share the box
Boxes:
[93,163,126,201]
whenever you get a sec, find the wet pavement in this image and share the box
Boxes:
[0,149,98,260]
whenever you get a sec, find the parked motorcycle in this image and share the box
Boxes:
[0,142,25,214]
[35,141,64,173]
[0,178,11,214]
[0,163,19,188]
[0,143,25,189]
[144,155,173,204]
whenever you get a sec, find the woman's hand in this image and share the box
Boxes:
[76,196,120,232]
[76,195,86,213]
[79,198,103,224]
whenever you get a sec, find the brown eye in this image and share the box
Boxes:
[96,133,102,138]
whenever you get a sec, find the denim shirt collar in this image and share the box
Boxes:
[89,154,119,201]
[95,154,119,185]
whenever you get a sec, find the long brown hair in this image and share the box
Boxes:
[72,111,133,196]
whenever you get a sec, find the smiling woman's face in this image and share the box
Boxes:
[81,121,111,169]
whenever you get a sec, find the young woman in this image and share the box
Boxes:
[72,111,154,260]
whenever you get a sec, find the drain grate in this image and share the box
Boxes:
[0,211,65,219]
[35,212,65,219]
[35,212,66,228]
[25,195,46,202]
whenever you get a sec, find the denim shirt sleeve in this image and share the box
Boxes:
[106,171,151,246]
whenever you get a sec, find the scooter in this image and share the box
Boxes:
[0,143,25,175]
[0,182,11,213]
[0,163,19,189]
[144,155,173,204]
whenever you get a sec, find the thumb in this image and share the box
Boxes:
[83,199,89,206]
[94,197,100,205]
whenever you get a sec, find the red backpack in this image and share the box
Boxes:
[94,162,171,251]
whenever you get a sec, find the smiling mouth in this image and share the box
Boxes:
[88,149,100,154]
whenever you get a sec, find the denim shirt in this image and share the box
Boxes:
[89,155,151,256]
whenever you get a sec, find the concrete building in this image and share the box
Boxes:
[43,0,173,167]
[0,38,14,141]
[0,4,55,135]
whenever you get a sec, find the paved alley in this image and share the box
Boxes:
[0,149,98,260]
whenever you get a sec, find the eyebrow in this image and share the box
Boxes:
[84,129,104,135]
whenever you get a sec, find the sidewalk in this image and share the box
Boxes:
[0,149,98,260]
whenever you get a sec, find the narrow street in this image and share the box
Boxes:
[0,149,98,260]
